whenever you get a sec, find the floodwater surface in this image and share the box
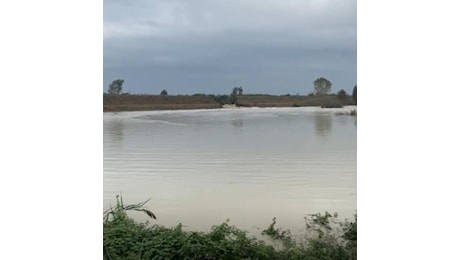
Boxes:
[104,107,356,235]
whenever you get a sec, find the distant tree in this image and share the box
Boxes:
[337,89,348,99]
[237,86,243,95]
[232,87,238,95]
[160,89,168,96]
[229,87,239,104]
[352,85,357,104]
[108,79,124,95]
[313,77,332,95]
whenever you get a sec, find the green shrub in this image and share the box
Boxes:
[352,85,357,105]
[103,196,357,259]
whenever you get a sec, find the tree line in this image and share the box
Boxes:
[106,77,357,105]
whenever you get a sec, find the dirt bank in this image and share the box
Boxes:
[236,95,354,107]
[103,94,223,112]
[103,94,355,112]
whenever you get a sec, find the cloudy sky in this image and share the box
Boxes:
[104,0,356,95]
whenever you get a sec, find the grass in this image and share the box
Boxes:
[103,195,357,260]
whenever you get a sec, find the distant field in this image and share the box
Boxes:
[103,94,222,112]
[236,95,354,107]
[103,94,355,112]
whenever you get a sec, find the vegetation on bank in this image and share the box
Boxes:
[313,77,332,96]
[103,94,355,112]
[104,78,357,112]
[103,94,223,112]
[104,196,357,260]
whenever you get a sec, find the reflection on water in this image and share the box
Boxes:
[104,107,356,235]
[105,119,124,143]
[232,119,244,128]
[314,113,332,137]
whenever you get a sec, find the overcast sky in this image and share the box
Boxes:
[104,0,356,95]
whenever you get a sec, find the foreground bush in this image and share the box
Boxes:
[103,196,357,259]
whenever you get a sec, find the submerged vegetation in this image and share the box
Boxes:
[104,196,357,259]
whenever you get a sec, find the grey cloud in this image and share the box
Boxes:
[104,0,356,95]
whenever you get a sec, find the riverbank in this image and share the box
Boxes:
[103,94,222,112]
[103,94,355,112]
[236,95,354,108]
[104,196,357,260]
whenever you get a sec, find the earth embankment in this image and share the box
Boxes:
[103,94,222,112]
[103,94,355,112]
